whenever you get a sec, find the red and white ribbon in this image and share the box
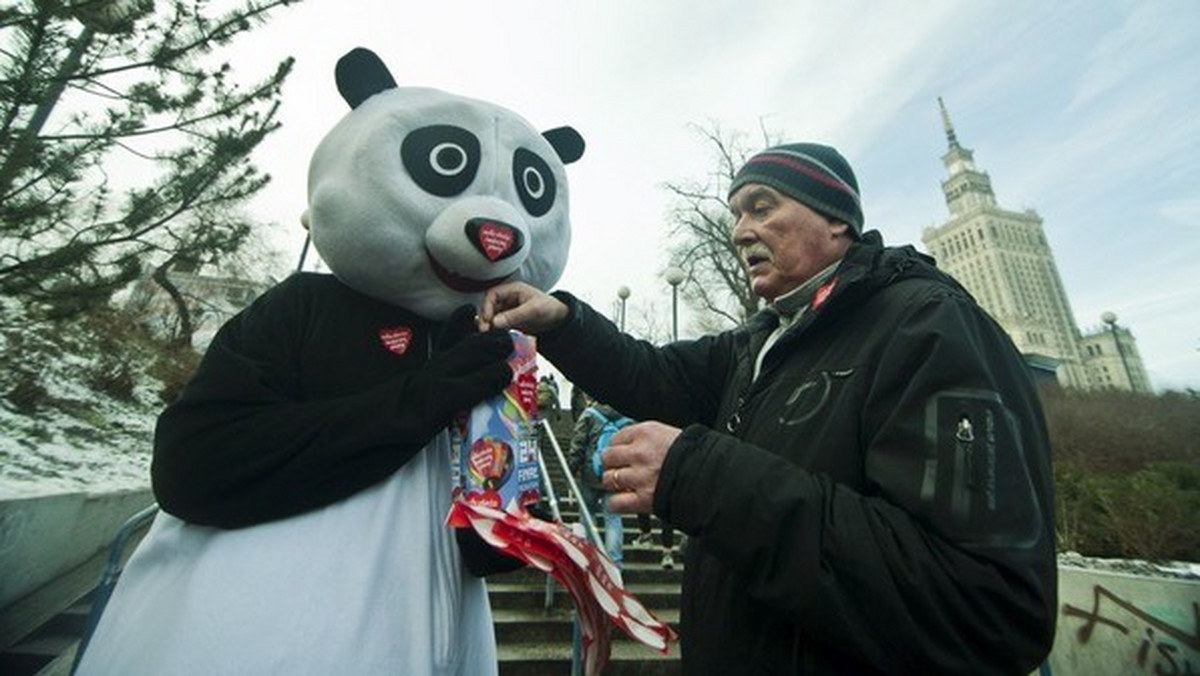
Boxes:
[446,500,678,676]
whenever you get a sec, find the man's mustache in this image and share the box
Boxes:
[739,243,772,265]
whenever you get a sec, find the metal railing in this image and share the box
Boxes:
[535,417,601,547]
[70,503,159,675]
[533,416,606,676]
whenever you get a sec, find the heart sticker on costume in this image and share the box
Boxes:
[379,326,413,355]
[478,222,516,261]
[516,372,538,415]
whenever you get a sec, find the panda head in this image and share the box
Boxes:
[305,48,585,319]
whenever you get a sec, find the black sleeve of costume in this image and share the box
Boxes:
[152,275,466,528]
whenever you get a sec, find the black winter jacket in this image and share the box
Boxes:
[538,232,1056,675]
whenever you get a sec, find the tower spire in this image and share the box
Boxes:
[938,96,960,150]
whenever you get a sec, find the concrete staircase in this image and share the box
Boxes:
[497,414,683,675]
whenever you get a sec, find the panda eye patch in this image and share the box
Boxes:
[512,148,557,217]
[402,125,480,197]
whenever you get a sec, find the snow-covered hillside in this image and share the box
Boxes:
[0,299,168,498]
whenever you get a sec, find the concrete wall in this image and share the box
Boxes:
[0,489,154,610]
[1043,565,1199,676]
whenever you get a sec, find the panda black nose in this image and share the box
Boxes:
[466,218,524,262]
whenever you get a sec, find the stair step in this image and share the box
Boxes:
[498,562,682,587]
[0,653,52,676]
[2,635,78,658]
[492,607,680,644]
[489,582,681,612]
[498,638,681,676]
[34,606,89,639]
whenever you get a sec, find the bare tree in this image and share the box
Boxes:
[0,0,298,319]
[662,121,781,330]
[629,298,671,345]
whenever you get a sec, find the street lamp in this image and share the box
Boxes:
[617,286,630,332]
[665,266,685,342]
[1101,311,1134,391]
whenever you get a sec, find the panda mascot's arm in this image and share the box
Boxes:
[151,276,513,529]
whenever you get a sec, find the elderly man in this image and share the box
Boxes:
[479,143,1056,675]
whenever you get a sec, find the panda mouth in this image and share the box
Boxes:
[426,249,513,293]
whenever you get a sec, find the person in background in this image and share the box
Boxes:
[568,399,631,568]
[569,383,589,421]
[634,512,677,570]
[537,374,560,422]
[478,142,1056,675]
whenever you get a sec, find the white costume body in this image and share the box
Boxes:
[76,435,497,675]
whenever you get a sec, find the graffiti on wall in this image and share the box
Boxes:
[1062,584,1198,675]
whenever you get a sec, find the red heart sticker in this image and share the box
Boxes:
[379,326,413,355]
[479,223,515,261]
[516,372,538,415]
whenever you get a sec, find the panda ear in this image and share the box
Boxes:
[542,126,585,165]
[336,48,398,109]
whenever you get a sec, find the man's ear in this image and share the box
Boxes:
[829,221,852,239]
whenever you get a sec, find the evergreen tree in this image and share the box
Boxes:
[0,0,298,319]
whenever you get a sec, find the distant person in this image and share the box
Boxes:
[634,512,676,570]
[569,384,589,421]
[537,374,560,422]
[568,400,633,568]
[479,142,1056,674]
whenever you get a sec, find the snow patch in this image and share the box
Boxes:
[1,298,158,499]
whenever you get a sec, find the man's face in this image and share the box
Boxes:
[729,184,853,301]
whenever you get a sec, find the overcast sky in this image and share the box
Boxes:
[228,0,1200,392]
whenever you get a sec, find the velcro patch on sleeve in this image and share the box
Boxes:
[918,389,1043,550]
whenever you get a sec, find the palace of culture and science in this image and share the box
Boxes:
[920,99,1152,393]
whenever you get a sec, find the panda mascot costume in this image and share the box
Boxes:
[75,47,584,675]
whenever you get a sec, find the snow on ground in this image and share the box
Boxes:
[1058,552,1200,581]
[0,298,158,499]
[0,397,155,499]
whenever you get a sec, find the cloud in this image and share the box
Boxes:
[1158,197,1200,229]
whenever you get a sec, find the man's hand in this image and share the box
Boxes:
[600,421,682,513]
[478,282,569,333]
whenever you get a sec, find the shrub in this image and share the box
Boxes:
[148,344,201,404]
[90,359,137,401]
[4,370,50,412]
[1053,463,1116,556]
[1041,386,1200,561]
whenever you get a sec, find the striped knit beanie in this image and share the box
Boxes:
[728,143,864,237]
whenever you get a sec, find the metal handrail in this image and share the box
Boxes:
[536,418,601,546]
[70,503,159,675]
[534,416,606,676]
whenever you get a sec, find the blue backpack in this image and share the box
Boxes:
[584,408,633,482]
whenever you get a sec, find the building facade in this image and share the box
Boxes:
[126,266,274,350]
[921,99,1149,392]
[1078,316,1153,393]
